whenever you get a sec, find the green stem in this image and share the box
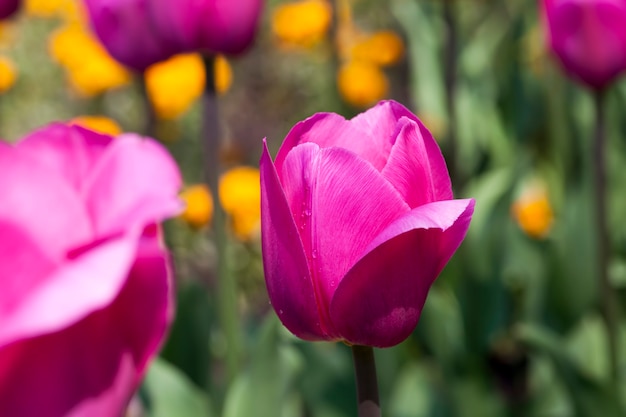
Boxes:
[592,91,619,382]
[443,0,462,191]
[201,54,240,383]
[351,345,381,417]
[138,73,157,138]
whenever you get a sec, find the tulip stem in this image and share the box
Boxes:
[201,54,240,383]
[592,91,619,383]
[443,0,461,191]
[139,73,157,138]
[351,345,381,417]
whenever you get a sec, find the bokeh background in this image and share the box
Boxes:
[3,0,626,416]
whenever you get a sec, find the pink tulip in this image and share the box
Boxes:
[542,0,626,90]
[0,0,19,19]
[0,124,182,415]
[84,0,263,70]
[261,100,475,348]
[84,0,178,71]
[148,0,264,55]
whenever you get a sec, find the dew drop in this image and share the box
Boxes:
[279,309,284,315]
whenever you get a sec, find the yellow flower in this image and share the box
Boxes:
[219,166,261,240]
[512,183,554,239]
[179,167,260,238]
[337,60,389,108]
[146,54,204,120]
[0,56,17,93]
[145,53,232,120]
[25,0,83,21]
[350,31,404,67]
[70,116,122,136]
[215,55,233,95]
[180,184,214,229]
[49,24,131,97]
[272,0,332,48]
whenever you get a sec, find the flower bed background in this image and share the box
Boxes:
[3,0,626,416]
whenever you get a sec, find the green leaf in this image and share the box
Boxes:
[159,281,212,389]
[389,363,432,417]
[223,315,304,417]
[418,287,464,363]
[391,0,447,119]
[565,314,610,382]
[516,323,624,417]
[546,186,598,328]
[143,358,213,417]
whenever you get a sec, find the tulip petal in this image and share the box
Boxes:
[148,0,198,51]
[349,100,422,150]
[274,113,391,173]
[16,124,113,192]
[0,229,171,417]
[197,0,263,54]
[0,232,138,348]
[149,0,262,55]
[544,0,626,89]
[0,221,58,315]
[114,226,174,371]
[275,101,435,173]
[0,0,18,19]
[330,199,474,347]
[84,134,183,236]
[280,142,410,326]
[382,117,453,208]
[0,329,136,417]
[260,142,326,340]
[0,142,92,260]
[85,0,175,71]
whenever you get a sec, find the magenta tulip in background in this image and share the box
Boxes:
[84,0,177,71]
[0,124,182,415]
[149,0,264,55]
[0,0,19,19]
[261,100,475,348]
[83,0,264,70]
[542,0,626,90]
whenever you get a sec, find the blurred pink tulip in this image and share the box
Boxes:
[542,0,626,90]
[149,0,264,55]
[83,0,263,71]
[0,124,182,416]
[84,0,178,71]
[261,100,475,348]
[0,0,19,19]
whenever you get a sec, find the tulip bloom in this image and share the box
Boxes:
[261,100,475,348]
[0,124,182,415]
[149,0,264,55]
[542,0,626,90]
[84,0,177,71]
[84,0,263,70]
[0,0,19,19]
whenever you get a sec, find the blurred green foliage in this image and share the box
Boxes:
[4,0,626,416]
